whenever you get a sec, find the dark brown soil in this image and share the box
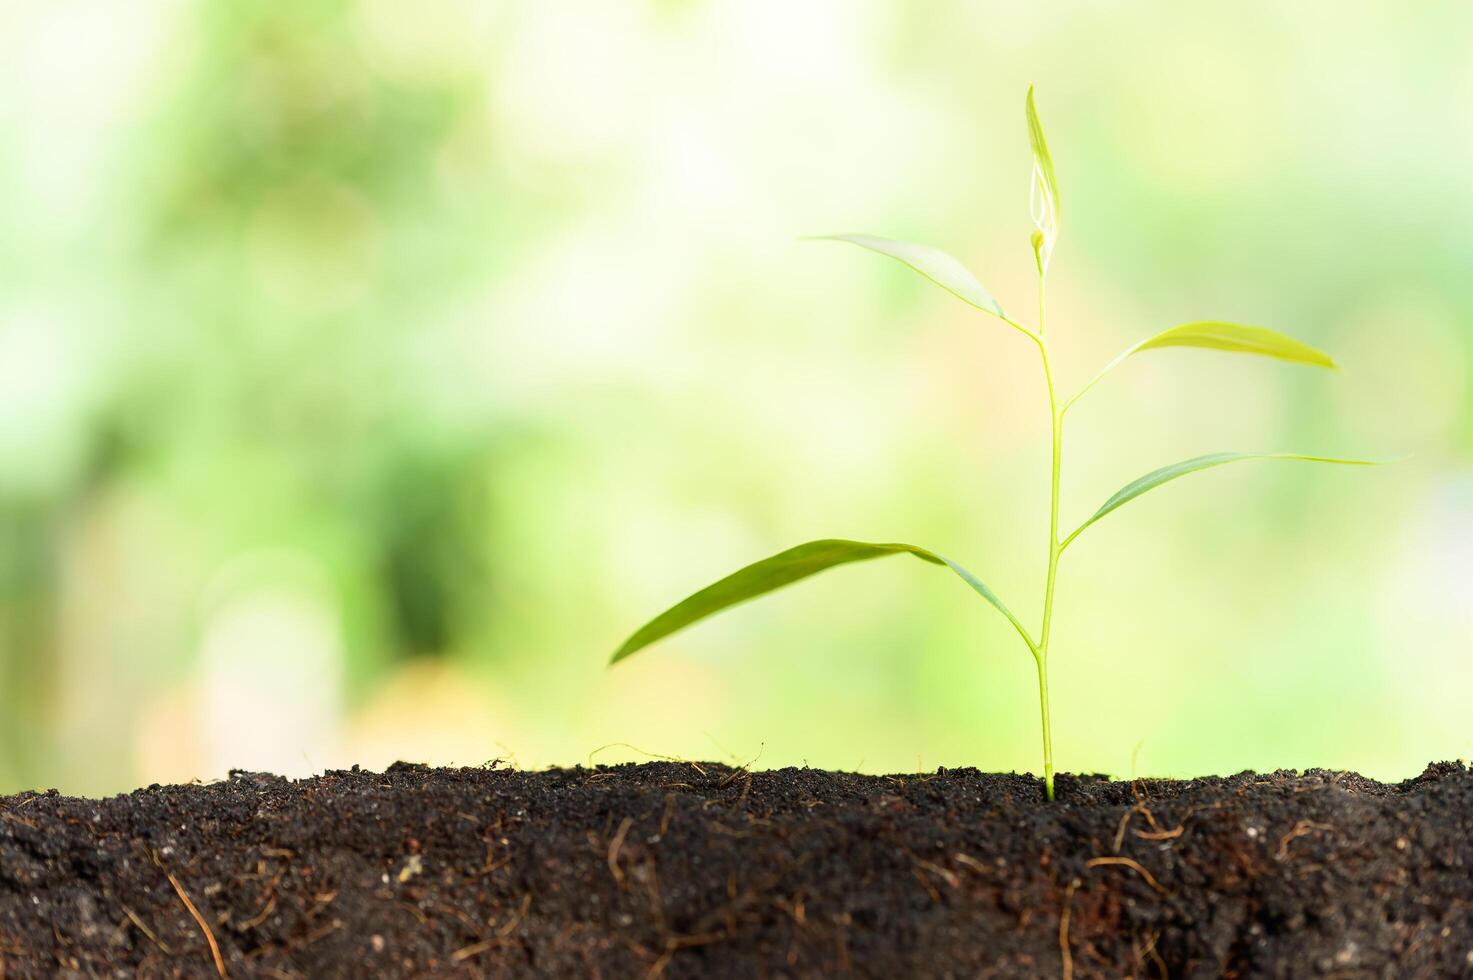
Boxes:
[2,761,1470,978]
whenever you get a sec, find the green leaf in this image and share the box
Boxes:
[811,234,1004,317]
[610,538,1026,664]
[1026,86,1060,270]
[1025,86,1060,214]
[1132,322,1337,369]
[1065,452,1377,546]
[1064,322,1340,414]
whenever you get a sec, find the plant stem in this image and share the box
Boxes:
[1033,643,1054,798]
[1035,285,1061,801]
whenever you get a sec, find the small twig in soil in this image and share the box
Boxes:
[1136,929,1168,980]
[1134,824,1184,841]
[951,852,991,877]
[1059,878,1080,980]
[911,867,941,903]
[701,819,759,839]
[122,905,172,954]
[450,938,497,963]
[645,928,733,977]
[645,948,674,980]
[432,899,483,936]
[1085,856,1167,894]
[1133,802,1184,840]
[1275,819,1334,861]
[153,852,227,978]
[774,892,808,926]
[720,743,765,785]
[1113,801,1185,852]
[608,816,634,884]
[1111,808,1135,853]
[479,818,512,875]
[308,890,339,917]
[912,857,961,897]
[586,742,706,777]
[667,931,730,951]
[718,770,753,808]
[240,893,278,932]
[292,919,343,952]
[494,894,532,939]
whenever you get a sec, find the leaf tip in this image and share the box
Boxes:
[1304,348,1338,371]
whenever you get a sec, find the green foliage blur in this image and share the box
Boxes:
[1,1,1469,795]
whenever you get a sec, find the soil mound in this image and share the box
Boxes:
[3,761,1470,977]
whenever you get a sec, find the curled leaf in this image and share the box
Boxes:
[811,234,1004,317]
[1026,86,1060,273]
[611,538,1027,663]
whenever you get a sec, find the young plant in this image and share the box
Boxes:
[609,88,1372,799]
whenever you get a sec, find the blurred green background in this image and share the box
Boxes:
[1,1,1468,796]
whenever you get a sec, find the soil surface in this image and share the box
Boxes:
[2,761,1470,978]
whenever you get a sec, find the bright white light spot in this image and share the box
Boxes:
[198,551,344,778]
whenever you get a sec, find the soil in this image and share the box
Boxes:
[2,761,1470,979]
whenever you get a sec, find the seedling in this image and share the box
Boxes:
[610,88,1372,799]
